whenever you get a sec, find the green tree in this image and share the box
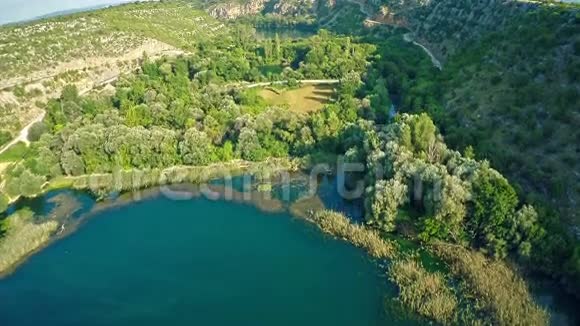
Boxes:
[19,170,46,197]
[217,140,235,161]
[179,128,213,166]
[27,122,48,142]
[237,127,265,161]
[508,205,545,260]
[464,145,475,159]
[61,150,86,176]
[61,84,79,102]
[366,178,408,232]
[411,113,437,156]
[340,71,362,97]
[470,167,518,257]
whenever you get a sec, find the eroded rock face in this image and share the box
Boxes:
[273,0,317,16]
[208,0,268,19]
[208,0,316,19]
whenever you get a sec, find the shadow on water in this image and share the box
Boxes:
[0,173,420,325]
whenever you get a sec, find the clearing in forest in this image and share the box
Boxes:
[259,85,334,113]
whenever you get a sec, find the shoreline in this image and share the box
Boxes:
[0,158,301,277]
[0,164,569,325]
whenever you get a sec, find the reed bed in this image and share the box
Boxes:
[311,210,396,259]
[432,242,549,326]
[0,209,58,274]
[389,258,459,324]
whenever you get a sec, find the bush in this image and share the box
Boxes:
[27,122,48,142]
[0,130,12,147]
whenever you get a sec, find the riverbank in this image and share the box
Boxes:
[0,188,391,325]
[307,210,550,325]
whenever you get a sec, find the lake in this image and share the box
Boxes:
[0,179,418,326]
[0,176,577,325]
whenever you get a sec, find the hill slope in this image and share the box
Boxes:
[378,0,580,225]
[0,1,226,144]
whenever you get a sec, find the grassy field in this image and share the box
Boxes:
[259,85,334,113]
[0,142,30,163]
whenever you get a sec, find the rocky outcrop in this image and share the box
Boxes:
[208,0,317,20]
[273,0,317,16]
[209,0,268,19]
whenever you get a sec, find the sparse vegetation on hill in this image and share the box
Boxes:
[0,1,227,136]
[0,1,225,82]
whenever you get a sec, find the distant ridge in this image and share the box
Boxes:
[32,4,117,20]
[0,0,157,27]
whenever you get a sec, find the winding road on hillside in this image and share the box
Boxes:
[403,33,442,70]
[0,75,119,156]
[323,0,442,70]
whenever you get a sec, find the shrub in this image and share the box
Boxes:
[0,130,12,147]
[27,122,48,142]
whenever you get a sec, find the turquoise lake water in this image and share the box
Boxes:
[0,191,409,325]
[0,176,577,325]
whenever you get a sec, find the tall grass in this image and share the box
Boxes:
[389,258,459,325]
[0,209,58,274]
[432,242,549,326]
[311,210,396,259]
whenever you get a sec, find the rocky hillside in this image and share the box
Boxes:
[436,3,580,226]
[206,0,317,19]
[377,0,539,61]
